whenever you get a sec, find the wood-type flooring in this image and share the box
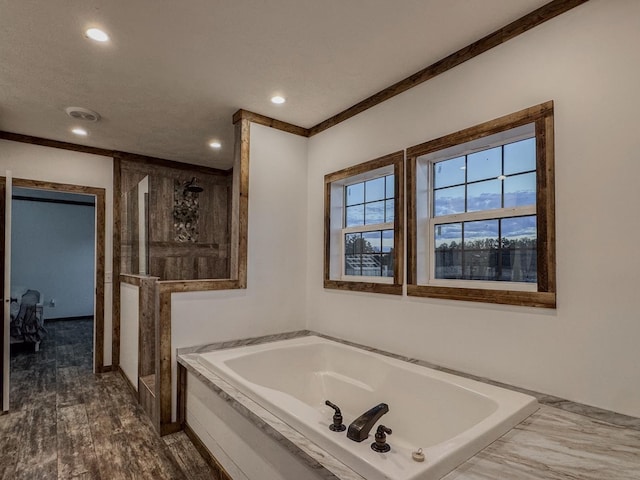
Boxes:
[0,318,216,480]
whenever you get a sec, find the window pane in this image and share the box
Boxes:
[434,156,465,188]
[464,219,499,247]
[345,255,361,276]
[434,185,465,216]
[504,172,536,208]
[467,179,501,212]
[365,177,385,202]
[381,252,394,277]
[344,230,392,278]
[385,175,394,199]
[382,229,394,252]
[361,254,382,276]
[504,138,536,175]
[345,204,364,227]
[346,182,364,206]
[435,223,462,279]
[362,231,381,252]
[463,220,499,281]
[385,199,394,223]
[500,216,537,282]
[467,147,501,182]
[365,201,385,225]
[345,233,361,255]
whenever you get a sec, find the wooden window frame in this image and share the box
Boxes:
[324,151,404,295]
[406,102,556,308]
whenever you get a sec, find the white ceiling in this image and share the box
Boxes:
[0,0,551,169]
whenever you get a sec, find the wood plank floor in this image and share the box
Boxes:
[1,319,215,480]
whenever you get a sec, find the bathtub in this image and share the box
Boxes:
[187,335,538,480]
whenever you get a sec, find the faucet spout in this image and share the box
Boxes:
[347,403,389,442]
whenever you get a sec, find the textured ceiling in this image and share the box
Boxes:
[0,0,551,169]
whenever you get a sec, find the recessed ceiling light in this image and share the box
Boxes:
[209,141,221,149]
[271,96,286,104]
[85,28,110,42]
[72,127,88,136]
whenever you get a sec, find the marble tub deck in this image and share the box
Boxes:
[178,332,640,480]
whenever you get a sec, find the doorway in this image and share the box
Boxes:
[2,178,106,413]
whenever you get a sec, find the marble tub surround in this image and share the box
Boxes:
[178,330,640,433]
[442,405,640,480]
[176,329,312,355]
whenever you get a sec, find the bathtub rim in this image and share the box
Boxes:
[177,329,640,432]
[190,335,542,480]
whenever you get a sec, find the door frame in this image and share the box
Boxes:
[1,177,6,412]
[10,178,106,373]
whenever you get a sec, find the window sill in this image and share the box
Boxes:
[341,275,394,284]
[324,279,403,295]
[426,279,537,292]
[407,284,555,308]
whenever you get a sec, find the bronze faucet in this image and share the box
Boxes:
[347,403,389,442]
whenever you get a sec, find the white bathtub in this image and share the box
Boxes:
[194,336,538,480]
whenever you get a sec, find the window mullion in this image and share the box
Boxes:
[501,144,505,209]
[497,219,503,281]
[343,222,394,235]
[464,153,468,213]
[433,206,535,225]
[461,221,466,279]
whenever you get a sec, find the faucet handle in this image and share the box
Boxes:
[325,400,346,432]
[371,425,392,453]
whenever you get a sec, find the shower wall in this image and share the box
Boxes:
[120,156,232,280]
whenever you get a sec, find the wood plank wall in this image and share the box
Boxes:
[119,158,232,281]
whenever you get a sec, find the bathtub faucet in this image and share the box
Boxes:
[347,403,389,442]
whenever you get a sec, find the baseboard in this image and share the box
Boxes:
[96,365,113,373]
[160,421,182,437]
[117,366,139,401]
[184,423,233,480]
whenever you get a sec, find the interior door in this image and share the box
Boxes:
[1,173,11,412]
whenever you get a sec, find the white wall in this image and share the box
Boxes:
[11,195,95,319]
[306,0,640,418]
[171,123,308,419]
[119,283,139,389]
[0,140,114,366]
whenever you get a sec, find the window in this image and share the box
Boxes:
[344,174,395,278]
[407,102,556,307]
[324,151,404,294]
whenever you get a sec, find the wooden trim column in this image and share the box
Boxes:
[230,117,250,288]
[0,178,5,412]
[112,156,122,367]
[156,285,179,435]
